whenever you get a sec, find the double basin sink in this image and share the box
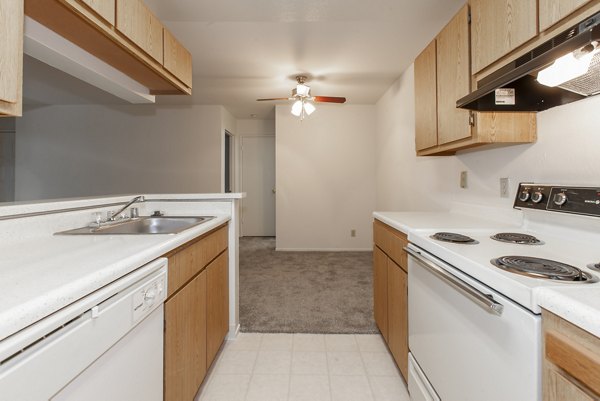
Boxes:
[57,216,215,235]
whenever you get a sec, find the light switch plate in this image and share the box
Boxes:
[500,178,509,198]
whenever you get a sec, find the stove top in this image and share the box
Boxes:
[490,232,543,245]
[430,232,479,244]
[490,256,597,282]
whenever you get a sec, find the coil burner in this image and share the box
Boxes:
[430,232,479,244]
[588,262,600,272]
[491,256,597,282]
[490,233,543,245]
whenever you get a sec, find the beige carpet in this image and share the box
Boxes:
[239,237,377,334]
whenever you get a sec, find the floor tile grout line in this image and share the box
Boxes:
[242,333,263,401]
[355,334,378,401]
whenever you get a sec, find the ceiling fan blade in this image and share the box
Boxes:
[313,96,346,103]
[256,97,291,102]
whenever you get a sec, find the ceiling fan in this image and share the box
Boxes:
[257,75,347,119]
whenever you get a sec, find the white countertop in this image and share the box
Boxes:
[0,194,243,342]
[373,210,600,339]
[538,287,600,338]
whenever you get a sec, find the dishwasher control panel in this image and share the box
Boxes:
[132,270,167,323]
[514,183,600,217]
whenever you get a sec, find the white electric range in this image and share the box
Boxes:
[406,183,600,401]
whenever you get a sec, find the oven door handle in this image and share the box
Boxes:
[405,247,504,316]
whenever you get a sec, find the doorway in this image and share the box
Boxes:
[240,136,275,236]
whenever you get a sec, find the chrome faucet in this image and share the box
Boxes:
[108,195,145,221]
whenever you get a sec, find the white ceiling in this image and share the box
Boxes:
[23,0,464,119]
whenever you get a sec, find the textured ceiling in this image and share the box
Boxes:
[24,0,464,118]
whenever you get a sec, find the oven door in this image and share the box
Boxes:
[406,244,541,401]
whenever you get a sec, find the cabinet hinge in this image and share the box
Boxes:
[469,111,475,127]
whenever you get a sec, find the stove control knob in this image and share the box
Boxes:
[531,191,544,204]
[518,190,531,202]
[553,192,567,206]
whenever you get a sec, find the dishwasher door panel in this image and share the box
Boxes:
[408,246,541,401]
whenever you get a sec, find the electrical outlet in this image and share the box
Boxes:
[500,178,509,198]
[351,229,356,237]
[460,171,468,189]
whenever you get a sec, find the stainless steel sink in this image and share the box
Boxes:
[56,216,215,235]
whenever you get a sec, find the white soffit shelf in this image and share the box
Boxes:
[23,17,155,104]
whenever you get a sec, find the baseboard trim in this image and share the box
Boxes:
[227,323,240,340]
[275,248,372,252]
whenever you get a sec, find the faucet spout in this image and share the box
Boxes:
[109,195,145,221]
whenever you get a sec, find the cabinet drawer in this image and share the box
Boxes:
[166,224,228,297]
[373,220,408,271]
[116,0,163,63]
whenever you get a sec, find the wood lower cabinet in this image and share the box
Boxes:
[373,246,388,342]
[0,0,24,117]
[373,219,408,382]
[543,309,600,401]
[164,224,229,401]
[164,269,207,401]
[206,251,229,367]
[414,4,536,156]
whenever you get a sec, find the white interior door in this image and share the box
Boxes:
[241,136,276,236]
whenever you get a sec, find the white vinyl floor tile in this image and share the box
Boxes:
[196,334,408,401]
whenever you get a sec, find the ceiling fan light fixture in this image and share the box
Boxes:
[296,83,311,97]
[291,100,303,116]
[303,101,316,115]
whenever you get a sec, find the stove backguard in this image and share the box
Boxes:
[514,183,600,218]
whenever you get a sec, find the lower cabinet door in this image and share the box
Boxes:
[164,270,207,401]
[373,246,389,341]
[387,258,408,381]
[545,369,596,401]
[207,251,229,367]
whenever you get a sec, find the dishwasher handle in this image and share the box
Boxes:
[405,246,504,316]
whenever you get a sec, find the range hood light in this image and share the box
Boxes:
[537,44,598,87]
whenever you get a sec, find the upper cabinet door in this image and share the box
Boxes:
[539,0,593,32]
[116,0,163,63]
[471,0,537,74]
[436,4,471,146]
[78,0,115,25]
[0,0,23,116]
[414,40,437,151]
[164,28,193,88]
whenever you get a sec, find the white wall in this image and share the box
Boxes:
[276,104,376,250]
[236,119,275,136]
[375,64,600,212]
[15,104,226,201]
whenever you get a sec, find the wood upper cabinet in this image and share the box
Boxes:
[414,40,437,151]
[165,268,207,401]
[539,0,593,32]
[78,0,114,25]
[373,219,408,382]
[436,4,471,146]
[206,251,229,367]
[0,0,24,117]
[116,0,163,63]
[543,309,600,401]
[413,4,537,156]
[164,28,193,88]
[470,0,538,74]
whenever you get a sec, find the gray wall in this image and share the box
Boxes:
[15,104,228,201]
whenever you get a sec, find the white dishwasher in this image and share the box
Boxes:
[0,258,167,401]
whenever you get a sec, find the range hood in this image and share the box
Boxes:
[457,11,600,112]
